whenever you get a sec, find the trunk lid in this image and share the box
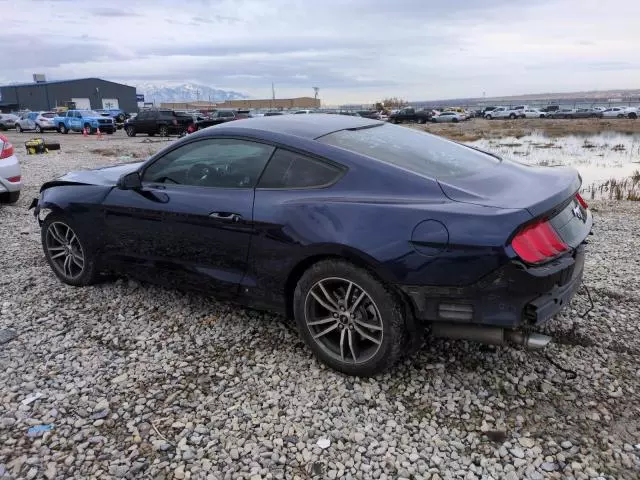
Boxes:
[437,161,581,218]
[438,160,591,249]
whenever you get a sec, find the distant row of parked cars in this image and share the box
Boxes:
[482,105,639,120]
[0,108,130,134]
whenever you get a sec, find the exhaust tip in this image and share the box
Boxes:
[525,333,552,350]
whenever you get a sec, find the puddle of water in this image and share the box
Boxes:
[467,132,640,198]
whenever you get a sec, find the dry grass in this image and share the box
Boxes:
[585,170,640,201]
[420,118,640,141]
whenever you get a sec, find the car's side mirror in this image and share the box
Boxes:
[118,171,142,190]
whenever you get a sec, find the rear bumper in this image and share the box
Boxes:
[400,244,586,329]
[0,155,22,193]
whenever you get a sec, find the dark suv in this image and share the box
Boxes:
[125,110,193,137]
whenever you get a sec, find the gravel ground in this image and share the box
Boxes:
[1,130,639,479]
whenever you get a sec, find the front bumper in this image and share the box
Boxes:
[401,244,586,328]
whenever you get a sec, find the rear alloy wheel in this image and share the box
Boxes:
[59,124,68,134]
[84,123,93,134]
[125,126,136,137]
[158,125,169,137]
[509,113,516,119]
[294,260,406,376]
[42,214,99,286]
[16,124,22,133]
[35,124,42,133]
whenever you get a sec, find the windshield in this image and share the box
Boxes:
[81,111,102,117]
[317,123,500,179]
[41,112,56,118]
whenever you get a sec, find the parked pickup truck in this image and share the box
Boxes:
[389,108,432,124]
[484,106,520,120]
[55,110,115,134]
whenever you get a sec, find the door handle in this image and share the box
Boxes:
[209,212,242,222]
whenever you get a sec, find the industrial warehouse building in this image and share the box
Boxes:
[0,77,138,113]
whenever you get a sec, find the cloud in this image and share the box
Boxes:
[1,0,640,103]
[91,7,141,17]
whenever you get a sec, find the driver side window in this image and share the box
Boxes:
[142,138,275,189]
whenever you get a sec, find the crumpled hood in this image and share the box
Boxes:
[54,161,144,187]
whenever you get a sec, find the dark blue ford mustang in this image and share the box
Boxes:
[32,114,592,376]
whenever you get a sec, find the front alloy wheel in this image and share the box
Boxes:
[45,222,85,280]
[294,260,407,376]
[42,215,99,286]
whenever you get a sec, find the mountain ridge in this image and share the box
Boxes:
[134,82,248,103]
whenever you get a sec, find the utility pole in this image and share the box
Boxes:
[271,82,276,109]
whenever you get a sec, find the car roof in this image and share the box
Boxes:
[206,113,381,140]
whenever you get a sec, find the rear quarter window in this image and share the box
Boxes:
[317,123,499,179]
[258,149,344,189]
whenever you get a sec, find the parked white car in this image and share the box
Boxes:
[522,108,547,119]
[431,112,463,123]
[0,134,21,203]
[484,106,520,119]
[601,107,628,118]
[15,111,57,133]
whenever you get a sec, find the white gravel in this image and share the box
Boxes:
[1,130,639,479]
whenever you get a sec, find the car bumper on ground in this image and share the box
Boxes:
[400,244,587,329]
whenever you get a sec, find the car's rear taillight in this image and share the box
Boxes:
[511,219,568,264]
[0,135,14,159]
[7,176,20,183]
[575,193,588,209]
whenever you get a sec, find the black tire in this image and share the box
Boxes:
[617,114,624,118]
[35,124,42,133]
[419,118,427,124]
[41,213,100,287]
[59,124,68,134]
[629,113,637,120]
[45,141,61,151]
[509,113,516,119]
[158,125,169,137]
[116,114,125,123]
[106,130,113,135]
[293,259,406,376]
[486,115,492,120]
[0,191,20,204]
[452,118,459,123]
[15,124,23,133]
[125,126,136,137]
[84,123,94,134]
[540,115,545,119]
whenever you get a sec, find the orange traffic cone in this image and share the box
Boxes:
[82,127,88,137]
[96,128,103,140]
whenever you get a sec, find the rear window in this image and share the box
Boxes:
[318,123,499,179]
[42,112,56,118]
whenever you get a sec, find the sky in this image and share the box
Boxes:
[1,0,639,104]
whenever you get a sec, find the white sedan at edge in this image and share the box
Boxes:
[0,134,21,204]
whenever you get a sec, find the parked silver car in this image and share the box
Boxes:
[431,111,463,123]
[0,113,19,131]
[15,111,57,133]
[0,134,21,203]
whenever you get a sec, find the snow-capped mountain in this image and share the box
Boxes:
[134,82,248,104]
